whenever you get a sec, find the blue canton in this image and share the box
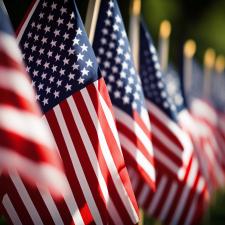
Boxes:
[139,20,178,121]
[20,0,100,113]
[93,0,145,115]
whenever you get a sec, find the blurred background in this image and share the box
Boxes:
[1,0,225,224]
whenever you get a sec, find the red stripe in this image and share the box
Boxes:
[74,89,134,225]
[46,109,93,225]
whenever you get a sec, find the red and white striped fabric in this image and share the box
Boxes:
[1,1,139,224]
[0,6,66,197]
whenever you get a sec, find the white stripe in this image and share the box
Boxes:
[183,194,198,225]
[147,101,193,166]
[154,147,180,176]
[170,158,198,225]
[67,96,123,225]
[0,68,34,102]
[159,182,178,221]
[81,88,139,223]
[138,184,151,206]
[2,194,23,225]
[0,148,67,195]
[0,105,56,150]
[119,132,155,182]
[114,106,154,156]
[0,32,22,62]
[53,105,96,225]
[16,0,40,42]
[140,106,151,130]
[9,170,44,225]
[96,84,122,153]
[37,185,64,225]
[148,176,167,215]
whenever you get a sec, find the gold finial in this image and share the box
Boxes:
[131,0,141,16]
[204,48,216,69]
[159,20,171,39]
[215,55,225,74]
[184,39,196,58]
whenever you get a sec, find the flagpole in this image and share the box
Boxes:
[203,48,216,99]
[158,20,171,73]
[84,0,101,45]
[183,39,196,94]
[129,0,141,71]
[215,55,225,76]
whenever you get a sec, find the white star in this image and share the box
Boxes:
[72,63,79,70]
[50,40,57,47]
[44,26,50,33]
[26,66,30,73]
[27,32,32,38]
[31,22,35,27]
[114,90,121,98]
[46,87,51,94]
[36,24,41,30]
[54,91,59,98]
[51,65,57,73]
[116,79,123,87]
[47,50,53,57]
[120,71,126,78]
[60,6,67,15]
[117,47,123,55]
[36,59,42,66]
[73,37,79,45]
[119,38,125,46]
[77,53,84,61]
[68,48,75,55]
[35,95,40,100]
[113,24,119,31]
[48,14,54,21]
[34,35,39,41]
[41,73,47,79]
[69,73,75,80]
[31,45,37,52]
[80,43,88,52]
[70,12,75,19]
[86,59,93,67]
[107,9,112,17]
[38,83,44,90]
[109,42,115,49]
[63,58,69,65]
[77,77,84,84]
[54,29,60,37]
[111,33,117,40]
[122,61,128,69]
[28,55,33,62]
[67,21,73,29]
[76,27,82,35]
[63,33,69,40]
[133,92,140,100]
[108,75,115,82]
[106,51,112,58]
[112,66,118,73]
[59,68,65,76]
[57,80,62,87]
[59,43,65,51]
[115,15,121,23]
[42,1,47,8]
[103,61,110,68]
[128,76,134,84]
[115,56,121,64]
[81,68,89,76]
[41,37,47,44]
[39,12,44,19]
[98,47,104,55]
[33,70,38,76]
[104,19,111,26]
[109,0,114,8]
[31,80,35,87]
[125,52,130,60]
[125,85,132,93]
[55,54,60,61]
[57,18,64,26]
[101,38,107,45]
[102,28,108,35]
[42,98,48,105]
[39,48,44,55]
[51,2,57,10]
[122,96,129,104]
[43,62,49,69]
[107,84,112,92]
[65,83,72,91]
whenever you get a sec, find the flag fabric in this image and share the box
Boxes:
[0,3,66,197]
[93,0,156,190]
[136,20,208,225]
[1,1,139,225]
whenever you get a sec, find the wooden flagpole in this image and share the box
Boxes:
[183,39,196,94]
[158,20,171,73]
[84,0,101,45]
[203,48,216,99]
[215,55,225,76]
[129,0,141,72]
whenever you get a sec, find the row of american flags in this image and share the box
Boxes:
[0,0,224,224]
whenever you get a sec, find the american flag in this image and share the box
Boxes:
[0,4,66,196]
[135,20,208,225]
[93,0,155,190]
[1,1,139,225]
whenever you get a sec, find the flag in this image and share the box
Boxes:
[135,20,208,225]
[1,1,139,224]
[93,0,155,190]
[0,3,66,196]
